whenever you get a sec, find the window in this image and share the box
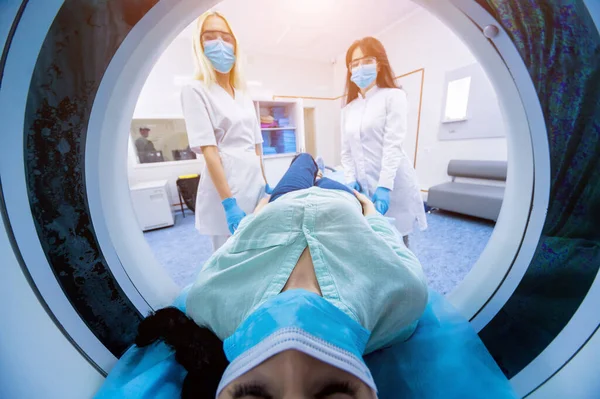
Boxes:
[130,118,196,164]
[439,63,505,141]
[443,76,471,122]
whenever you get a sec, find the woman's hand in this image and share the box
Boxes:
[372,187,391,215]
[222,198,246,234]
[354,190,377,216]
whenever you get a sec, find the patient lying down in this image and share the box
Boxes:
[134,153,429,398]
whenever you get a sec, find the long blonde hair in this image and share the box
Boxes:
[192,11,245,89]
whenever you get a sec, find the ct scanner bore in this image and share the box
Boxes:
[0,0,598,397]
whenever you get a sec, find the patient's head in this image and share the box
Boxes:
[218,349,376,399]
[136,308,375,398]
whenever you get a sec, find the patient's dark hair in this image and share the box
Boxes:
[135,307,229,398]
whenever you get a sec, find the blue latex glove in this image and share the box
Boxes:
[222,197,246,234]
[372,187,391,215]
[348,181,362,192]
[265,183,273,195]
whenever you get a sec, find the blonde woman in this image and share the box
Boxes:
[181,11,269,251]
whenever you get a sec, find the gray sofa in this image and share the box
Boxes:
[427,160,507,221]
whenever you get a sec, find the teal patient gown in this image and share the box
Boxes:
[95,286,517,398]
[186,188,429,354]
[95,189,516,398]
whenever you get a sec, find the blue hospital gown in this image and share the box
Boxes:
[186,187,429,354]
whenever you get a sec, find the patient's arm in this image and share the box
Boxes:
[353,190,377,216]
[253,196,270,214]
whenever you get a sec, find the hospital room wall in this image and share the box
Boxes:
[332,8,508,192]
[128,38,201,206]
[128,38,337,205]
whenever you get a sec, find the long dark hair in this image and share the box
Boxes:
[344,37,398,105]
[135,307,229,398]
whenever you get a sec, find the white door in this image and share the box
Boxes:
[304,107,317,157]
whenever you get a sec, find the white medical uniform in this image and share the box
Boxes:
[341,86,427,236]
[181,81,265,246]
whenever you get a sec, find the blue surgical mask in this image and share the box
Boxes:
[351,64,378,89]
[217,289,377,396]
[203,39,236,74]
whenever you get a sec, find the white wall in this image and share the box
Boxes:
[128,39,202,206]
[333,8,508,191]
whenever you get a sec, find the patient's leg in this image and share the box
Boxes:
[269,153,318,203]
[315,177,355,196]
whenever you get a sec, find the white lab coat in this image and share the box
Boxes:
[341,86,427,236]
[181,81,265,236]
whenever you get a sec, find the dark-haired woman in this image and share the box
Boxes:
[341,37,427,246]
